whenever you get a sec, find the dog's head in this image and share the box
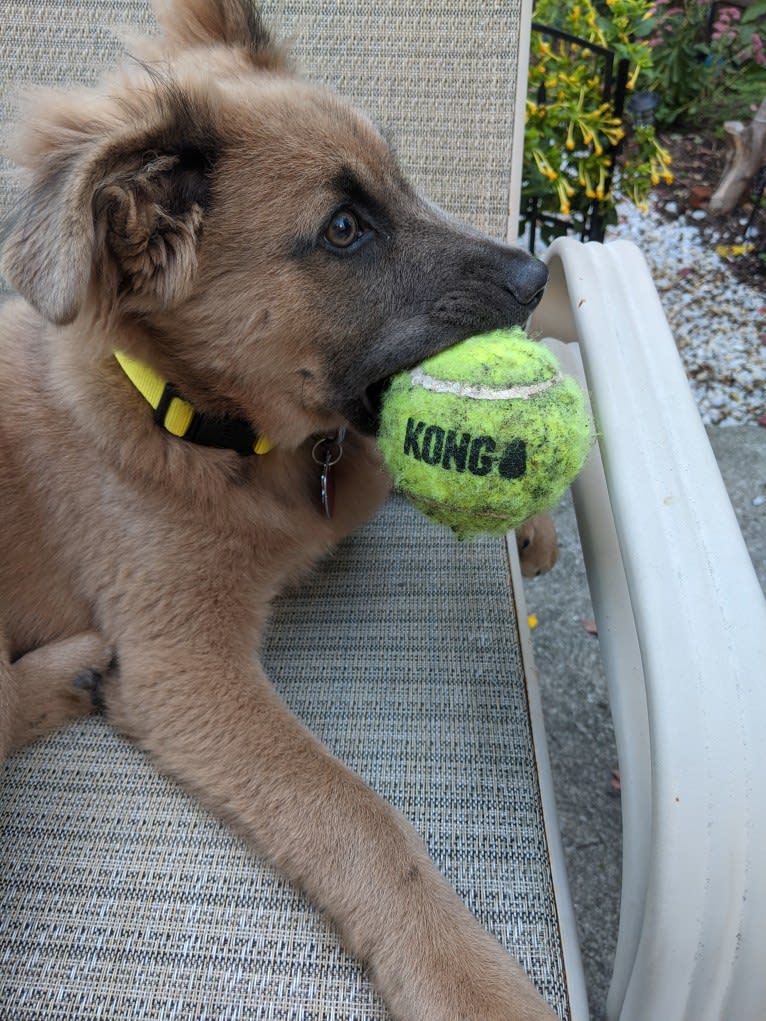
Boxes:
[1,0,547,446]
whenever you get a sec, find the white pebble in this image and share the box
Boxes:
[606,198,766,427]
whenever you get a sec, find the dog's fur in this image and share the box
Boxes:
[0,2,558,1017]
[517,512,560,578]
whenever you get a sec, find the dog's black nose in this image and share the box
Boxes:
[508,257,548,307]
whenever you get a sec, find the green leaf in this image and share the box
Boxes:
[742,0,766,25]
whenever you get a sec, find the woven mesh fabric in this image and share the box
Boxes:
[1,497,569,1019]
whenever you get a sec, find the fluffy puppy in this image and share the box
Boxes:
[0,2,556,1018]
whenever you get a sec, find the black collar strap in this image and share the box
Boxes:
[114,351,273,456]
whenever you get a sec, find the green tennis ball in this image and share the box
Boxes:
[377,327,593,539]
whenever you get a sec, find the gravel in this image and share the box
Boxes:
[606,199,766,427]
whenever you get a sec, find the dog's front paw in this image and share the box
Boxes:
[375,913,558,1021]
[516,512,559,578]
[72,661,115,711]
[417,955,557,1021]
[10,631,116,749]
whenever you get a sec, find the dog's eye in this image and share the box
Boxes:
[325,210,361,249]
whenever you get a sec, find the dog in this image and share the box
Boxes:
[517,512,560,578]
[0,2,559,1018]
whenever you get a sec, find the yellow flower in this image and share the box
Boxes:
[555,176,574,208]
[715,243,755,258]
[595,165,608,200]
[532,147,559,182]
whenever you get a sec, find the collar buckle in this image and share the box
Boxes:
[115,351,272,456]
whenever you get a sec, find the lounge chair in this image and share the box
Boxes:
[2,2,765,1018]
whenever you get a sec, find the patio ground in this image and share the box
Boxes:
[524,423,766,1020]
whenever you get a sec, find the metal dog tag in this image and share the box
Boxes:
[320,457,335,519]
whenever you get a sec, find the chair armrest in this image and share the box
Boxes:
[530,237,766,1021]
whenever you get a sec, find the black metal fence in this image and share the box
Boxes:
[520,23,630,250]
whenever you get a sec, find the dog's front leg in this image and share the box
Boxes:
[105,644,556,1021]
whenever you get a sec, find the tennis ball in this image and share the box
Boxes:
[377,327,593,539]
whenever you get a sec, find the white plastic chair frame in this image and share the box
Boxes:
[527,237,766,1020]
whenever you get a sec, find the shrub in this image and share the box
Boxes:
[523,0,672,241]
[637,0,766,127]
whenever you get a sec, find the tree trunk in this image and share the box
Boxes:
[709,95,766,215]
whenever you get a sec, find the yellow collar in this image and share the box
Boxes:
[114,351,272,456]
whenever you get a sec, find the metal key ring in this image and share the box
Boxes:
[311,428,346,467]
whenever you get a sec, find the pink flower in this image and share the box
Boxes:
[713,23,738,41]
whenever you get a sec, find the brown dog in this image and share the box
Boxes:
[517,512,560,578]
[0,2,558,1018]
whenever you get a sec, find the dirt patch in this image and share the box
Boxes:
[650,132,766,292]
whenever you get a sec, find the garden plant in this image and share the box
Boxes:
[523,0,672,242]
[638,0,766,129]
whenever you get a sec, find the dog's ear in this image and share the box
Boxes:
[92,143,214,313]
[1,85,216,323]
[0,148,95,325]
[152,0,286,69]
